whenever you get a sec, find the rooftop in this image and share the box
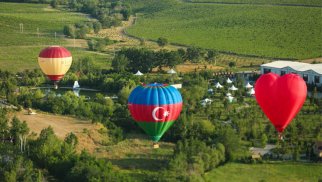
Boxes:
[261,61,322,74]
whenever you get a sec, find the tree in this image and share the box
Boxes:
[157,37,168,47]
[112,54,129,72]
[93,21,102,34]
[63,25,76,38]
[229,61,236,68]
[186,47,202,62]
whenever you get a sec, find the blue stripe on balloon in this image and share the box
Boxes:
[128,84,182,105]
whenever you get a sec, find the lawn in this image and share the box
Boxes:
[205,162,322,182]
[0,3,111,72]
[127,1,322,59]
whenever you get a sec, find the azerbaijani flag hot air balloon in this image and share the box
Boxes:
[38,46,72,89]
[128,83,182,148]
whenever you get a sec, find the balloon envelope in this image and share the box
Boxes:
[38,46,72,81]
[128,83,183,142]
[255,73,307,133]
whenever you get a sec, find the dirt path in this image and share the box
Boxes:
[11,110,107,153]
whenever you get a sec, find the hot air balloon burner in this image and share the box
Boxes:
[153,142,159,149]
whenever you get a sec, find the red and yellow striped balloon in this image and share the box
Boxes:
[38,46,72,82]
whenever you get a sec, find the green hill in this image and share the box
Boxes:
[0,3,109,72]
[127,0,322,59]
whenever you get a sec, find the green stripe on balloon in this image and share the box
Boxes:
[136,121,175,142]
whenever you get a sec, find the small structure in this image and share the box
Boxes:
[73,81,80,90]
[134,70,144,76]
[260,61,322,86]
[167,69,177,74]
[227,95,234,103]
[226,92,232,97]
[226,78,233,84]
[245,82,253,89]
[248,88,255,95]
[201,98,212,107]
[250,144,276,159]
[313,141,322,158]
[171,84,182,89]
[229,85,238,91]
[215,82,223,89]
[208,88,214,93]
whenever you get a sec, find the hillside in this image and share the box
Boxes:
[127,0,322,59]
[0,2,110,72]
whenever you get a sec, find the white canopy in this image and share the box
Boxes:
[215,82,223,88]
[227,95,234,103]
[208,88,214,93]
[167,69,177,74]
[226,92,232,97]
[73,81,80,89]
[134,70,144,76]
[248,88,255,95]
[201,98,212,107]
[245,82,253,89]
[229,85,238,91]
[226,78,233,84]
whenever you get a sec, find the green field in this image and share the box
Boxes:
[127,1,322,59]
[206,162,322,182]
[187,0,322,6]
[0,3,111,72]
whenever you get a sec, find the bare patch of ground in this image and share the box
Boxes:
[11,110,108,153]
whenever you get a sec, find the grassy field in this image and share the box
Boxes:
[187,0,322,6]
[0,3,111,72]
[206,162,322,182]
[127,1,322,59]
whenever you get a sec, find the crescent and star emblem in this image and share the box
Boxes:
[152,107,170,121]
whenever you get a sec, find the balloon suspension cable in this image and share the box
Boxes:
[153,142,159,149]
[278,132,284,141]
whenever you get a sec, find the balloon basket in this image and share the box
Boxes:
[153,143,159,149]
[278,132,284,141]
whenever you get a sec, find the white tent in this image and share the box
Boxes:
[248,88,255,95]
[167,69,177,74]
[73,81,80,90]
[229,85,238,91]
[134,70,144,76]
[245,82,253,89]
[171,84,182,89]
[227,95,234,103]
[226,92,232,97]
[208,88,214,93]
[73,89,80,97]
[215,82,223,88]
[201,98,212,107]
[226,78,233,84]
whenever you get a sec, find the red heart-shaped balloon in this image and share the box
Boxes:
[255,73,307,133]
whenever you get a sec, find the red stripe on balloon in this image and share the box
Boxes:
[39,46,71,58]
[128,103,182,122]
[47,75,65,81]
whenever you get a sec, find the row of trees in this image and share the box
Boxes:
[63,21,102,39]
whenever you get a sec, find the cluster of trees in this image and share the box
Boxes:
[87,37,113,51]
[166,139,226,181]
[112,48,184,73]
[63,21,102,39]
[66,0,131,28]
[0,110,131,181]
[111,47,219,73]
